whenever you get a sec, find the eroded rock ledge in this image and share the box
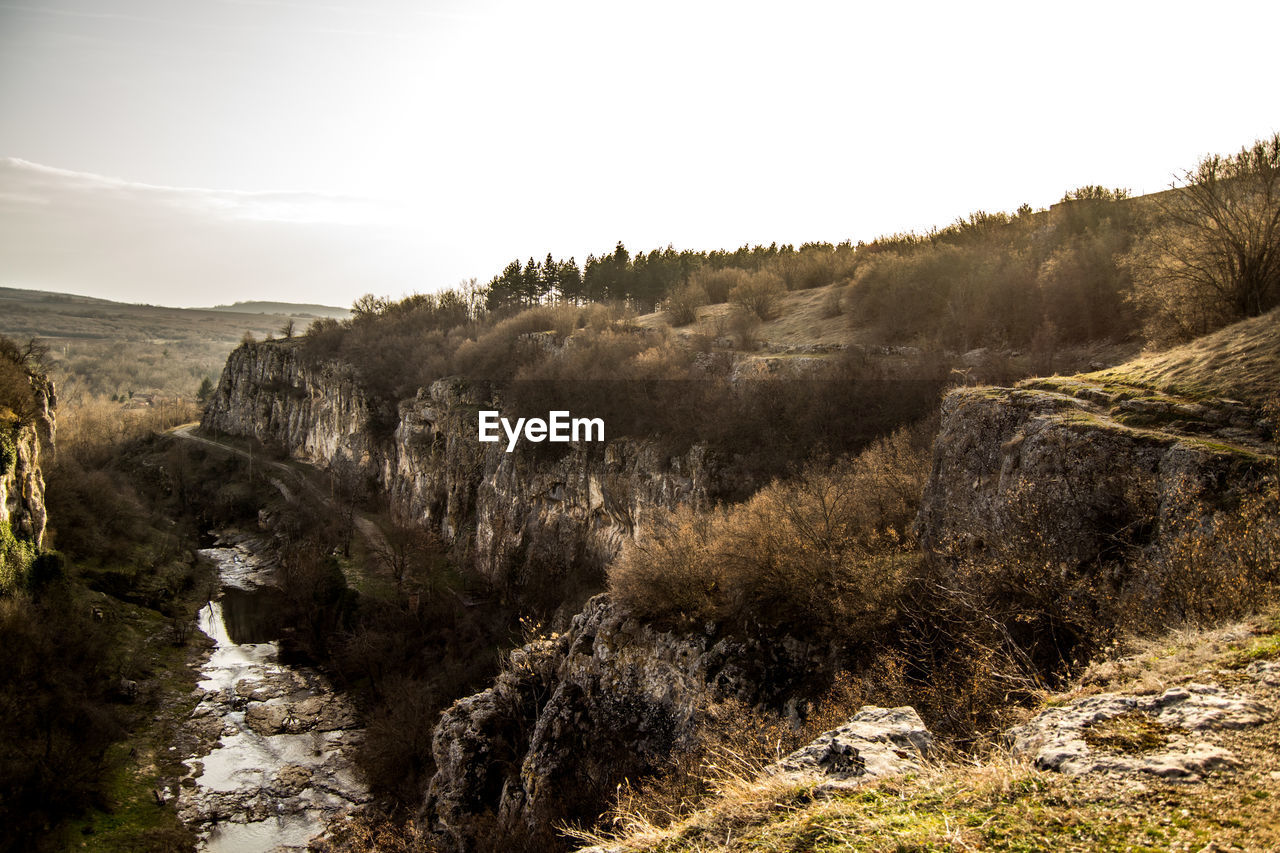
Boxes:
[424,592,846,850]
[0,373,54,549]
[1008,661,1277,781]
[918,380,1271,571]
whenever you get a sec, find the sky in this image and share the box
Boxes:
[1,0,1278,309]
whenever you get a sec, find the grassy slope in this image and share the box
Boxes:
[633,284,861,349]
[1088,308,1280,405]
[633,282,1137,377]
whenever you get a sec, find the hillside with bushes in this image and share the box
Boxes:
[1,136,1277,852]
[186,136,1280,852]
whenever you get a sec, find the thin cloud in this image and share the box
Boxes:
[0,158,386,225]
[0,158,423,306]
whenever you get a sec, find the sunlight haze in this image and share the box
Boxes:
[1,0,1277,308]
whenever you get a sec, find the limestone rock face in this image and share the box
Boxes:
[425,594,714,849]
[203,343,716,592]
[423,586,853,849]
[1,374,54,550]
[917,384,1270,572]
[392,379,717,590]
[202,340,377,471]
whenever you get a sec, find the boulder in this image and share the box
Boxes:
[773,705,932,793]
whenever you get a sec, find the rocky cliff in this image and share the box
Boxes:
[421,370,1277,851]
[202,341,717,596]
[424,593,831,850]
[918,375,1274,575]
[0,372,54,584]
[206,335,1277,852]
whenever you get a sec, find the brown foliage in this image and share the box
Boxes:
[663,282,708,326]
[609,424,932,641]
[689,268,750,304]
[1126,134,1280,343]
[0,336,47,427]
[728,271,785,321]
[317,811,440,852]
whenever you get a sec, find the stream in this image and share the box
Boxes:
[178,544,368,852]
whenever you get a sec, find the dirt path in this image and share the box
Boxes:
[169,423,389,553]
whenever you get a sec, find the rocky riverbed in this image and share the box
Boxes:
[177,543,369,852]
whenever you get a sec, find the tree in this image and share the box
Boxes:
[1126,134,1280,342]
[329,457,367,557]
[0,336,48,426]
[515,257,534,304]
[556,257,583,304]
[485,259,524,311]
[280,318,295,338]
[369,522,447,595]
[352,293,389,320]
[196,376,215,405]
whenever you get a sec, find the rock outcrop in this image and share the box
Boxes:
[772,705,932,794]
[426,595,713,848]
[577,705,934,853]
[203,342,716,594]
[424,593,838,850]
[1008,661,1277,781]
[0,371,54,568]
[918,378,1273,573]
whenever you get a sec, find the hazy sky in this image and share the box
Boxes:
[1,0,1277,308]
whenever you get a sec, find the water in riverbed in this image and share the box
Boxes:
[180,546,367,852]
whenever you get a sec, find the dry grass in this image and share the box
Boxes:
[635,282,865,349]
[1088,307,1280,405]
[586,756,1280,852]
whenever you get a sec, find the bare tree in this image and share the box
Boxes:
[0,336,48,426]
[329,457,366,557]
[1127,134,1280,342]
[370,521,446,596]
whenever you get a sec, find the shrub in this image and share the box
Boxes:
[689,268,750,304]
[728,271,785,321]
[726,307,761,350]
[0,591,124,849]
[451,304,579,381]
[0,520,36,594]
[1125,134,1280,344]
[1144,479,1279,624]
[358,676,442,803]
[663,283,708,327]
[609,425,932,642]
[822,285,846,318]
[771,245,860,291]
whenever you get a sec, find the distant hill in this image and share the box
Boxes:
[0,286,347,400]
[0,285,121,307]
[203,301,350,319]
